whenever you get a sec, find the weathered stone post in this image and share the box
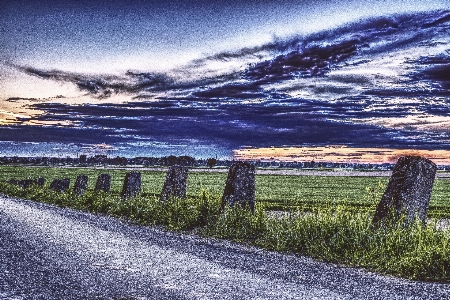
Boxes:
[221,161,256,213]
[61,179,71,192]
[7,178,19,185]
[35,177,45,187]
[372,156,437,226]
[18,179,34,189]
[73,174,89,196]
[95,174,111,193]
[121,172,141,198]
[160,165,188,201]
[49,178,70,192]
[7,177,44,188]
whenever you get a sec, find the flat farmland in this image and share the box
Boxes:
[1,166,449,216]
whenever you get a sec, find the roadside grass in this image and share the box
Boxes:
[1,165,450,216]
[1,166,450,282]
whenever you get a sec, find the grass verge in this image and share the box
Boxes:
[0,181,449,282]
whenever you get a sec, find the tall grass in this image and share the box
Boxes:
[0,181,449,282]
[258,208,450,281]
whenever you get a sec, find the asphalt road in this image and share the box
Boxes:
[1,195,450,299]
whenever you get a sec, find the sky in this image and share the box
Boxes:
[2,1,448,75]
[1,0,450,161]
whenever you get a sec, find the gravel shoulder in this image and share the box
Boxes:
[1,195,450,299]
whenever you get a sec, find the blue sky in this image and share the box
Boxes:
[2,0,448,75]
[1,1,450,159]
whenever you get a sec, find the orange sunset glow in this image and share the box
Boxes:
[233,146,450,165]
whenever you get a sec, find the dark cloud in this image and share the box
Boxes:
[327,74,372,85]
[189,46,272,66]
[422,10,450,28]
[421,64,450,89]
[407,55,450,94]
[244,40,358,82]
[192,82,265,99]
[124,71,175,91]
[417,57,450,86]
[6,97,40,102]
[186,10,450,99]
[182,11,438,75]
[17,96,450,153]
[185,35,305,68]
[10,64,175,98]
[186,10,446,65]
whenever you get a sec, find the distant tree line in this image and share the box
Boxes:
[0,155,413,171]
[0,155,200,167]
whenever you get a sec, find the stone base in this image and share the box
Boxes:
[74,175,89,196]
[50,178,70,193]
[95,174,111,193]
[160,166,188,201]
[221,162,256,213]
[121,172,142,198]
[373,156,437,226]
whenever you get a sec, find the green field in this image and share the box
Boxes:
[1,166,450,216]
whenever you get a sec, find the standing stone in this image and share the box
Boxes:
[61,179,70,192]
[73,174,89,196]
[221,162,256,213]
[121,172,141,198]
[49,178,70,192]
[372,156,437,226]
[18,179,35,189]
[35,177,45,187]
[160,165,188,201]
[7,178,43,188]
[95,174,111,193]
[49,179,58,191]
[9,179,32,188]
[7,178,21,186]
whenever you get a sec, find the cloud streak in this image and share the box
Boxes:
[10,64,175,98]
[11,9,450,101]
[5,9,450,158]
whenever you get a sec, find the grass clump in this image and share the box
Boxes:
[204,202,268,243]
[260,207,450,282]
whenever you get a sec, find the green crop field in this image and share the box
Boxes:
[1,165,450,216]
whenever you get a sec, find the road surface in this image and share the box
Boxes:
[1,195,449,299]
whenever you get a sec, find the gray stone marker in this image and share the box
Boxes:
[372,156,437,226]
[8,178,44,188]
[221,161,256,213]
[73,174,89,196]
[49,178,70,192]
[19,179,35,189]
[10,179,33,189]
[35,177,45,187]
[8,179,23,186]
[160,165,188,201]
[121,172,142,198]
[7,178,19,185]
[95,174,111,193]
